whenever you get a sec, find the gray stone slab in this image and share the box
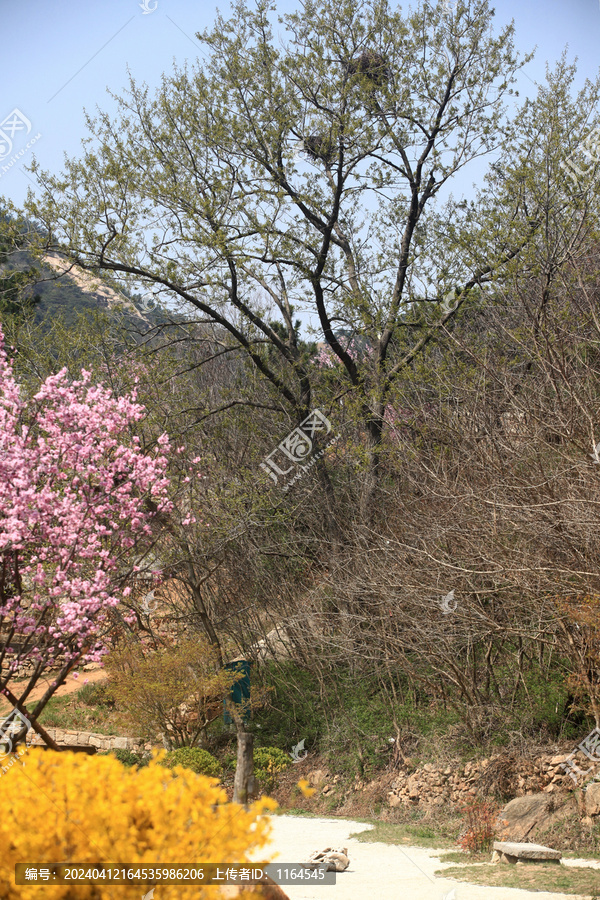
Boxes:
[493,841,561,861]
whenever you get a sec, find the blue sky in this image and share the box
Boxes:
[1,0,598,210]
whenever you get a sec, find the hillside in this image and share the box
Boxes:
[40,253,150,327]
[1,240,165,332]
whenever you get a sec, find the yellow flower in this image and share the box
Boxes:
[0,749,277,899]
[296,779,316,798]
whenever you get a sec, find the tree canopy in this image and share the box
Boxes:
[21,0,572,511]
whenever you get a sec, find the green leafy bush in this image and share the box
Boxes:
[253,663,322,749]
[222,750,237,773]
[99,748,148,768]
[78,681,116,709]
[37,681,120,734]
[160,747,222,778]
[254,746,291,792]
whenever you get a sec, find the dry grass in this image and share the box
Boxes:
[437,861,600,897]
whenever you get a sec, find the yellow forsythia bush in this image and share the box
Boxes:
[0,749,277,900]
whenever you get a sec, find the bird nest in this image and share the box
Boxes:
[302,133,336,165]
[345,50,390,86]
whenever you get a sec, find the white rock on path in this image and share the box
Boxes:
[303,848,350,871]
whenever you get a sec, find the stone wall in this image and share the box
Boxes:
[385,750,592,808]
[28,729,148,753]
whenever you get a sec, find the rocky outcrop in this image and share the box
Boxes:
[495,793,578,842]
[584,782,600,817]
[43,254,145,320]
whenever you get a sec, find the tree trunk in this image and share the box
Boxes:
[360,407,383,521]
[233,728,255,807]
[2,684,61,751]
[188,567,224,667]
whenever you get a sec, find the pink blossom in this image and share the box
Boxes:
[0,324,172,698]
[314,336,374,368]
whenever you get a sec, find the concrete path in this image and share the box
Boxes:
[256,815,594,900]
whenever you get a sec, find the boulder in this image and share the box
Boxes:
[496,793,577,842]
[407,774,420,799]
[491,841,561,864]
[585,782,600,817]
[307,769,327,787]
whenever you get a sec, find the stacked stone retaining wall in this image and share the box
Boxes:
[384,749,596,808]
[28,729,148,753]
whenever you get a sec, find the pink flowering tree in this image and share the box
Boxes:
[315,335,374,370]
[0,325,172,744]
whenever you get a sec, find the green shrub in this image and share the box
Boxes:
[253,663,322,750]
[98,748,148,768]
[37,684,120,735]
[160,747,222,778]
[254,746,291,792]
[222,750,237,773]
[77,681,116,708]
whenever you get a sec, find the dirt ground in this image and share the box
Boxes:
[0,665,108,714]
